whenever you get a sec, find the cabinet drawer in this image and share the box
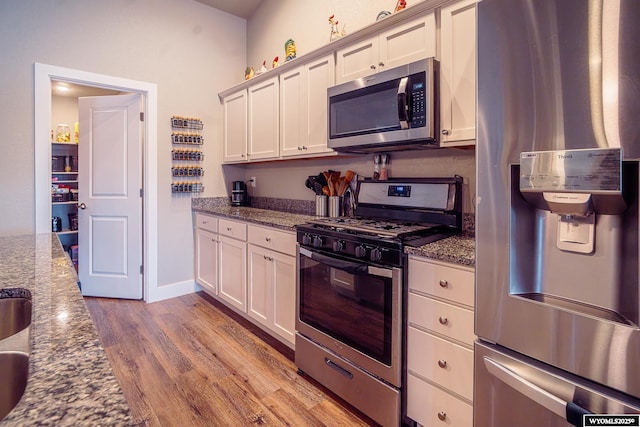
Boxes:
[408,257,474,307]
[407,373,472,427]
[407,327,473,401]
[409,293,474,345]
[248,225,296,256]
[194,213,218,233]
[219,218,247,240]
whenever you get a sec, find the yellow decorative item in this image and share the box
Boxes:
[56,124,70,142]
[285,39,296,62]
[74,122,79,143]
[244,66,255,80]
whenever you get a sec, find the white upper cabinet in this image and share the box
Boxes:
[439,0,477,145]
[222,89,248,163]
[248,76,280,161]
[336,12,436,84]
[280,54,336,158]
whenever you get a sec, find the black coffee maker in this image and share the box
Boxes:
[231,181,249,206]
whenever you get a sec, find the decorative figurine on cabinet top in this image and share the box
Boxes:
[285,39,296,62]
[376,10,392,21]
[328,14,346,42]
[394,0,407,12]
[244,66,255,80]
[258,60,268,75]
[272,56,279,68]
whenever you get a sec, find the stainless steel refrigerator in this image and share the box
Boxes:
[476,0,640,425]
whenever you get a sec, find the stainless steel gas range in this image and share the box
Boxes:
[295,177,463,427]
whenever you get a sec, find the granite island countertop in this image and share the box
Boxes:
[0,234,133,426]
[192,198,475,267]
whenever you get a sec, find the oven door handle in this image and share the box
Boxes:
[300,248,370,275]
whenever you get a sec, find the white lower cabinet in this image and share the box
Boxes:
[194,213,218,295]
[193,214,296,348]
[247,225,296,347]
[218,219,248,313]
[407,374,473,427]
[406,256,475,427]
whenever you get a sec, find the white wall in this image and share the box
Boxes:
[242,0,477,213]
[246,0,409,69]
[0,0,246,292]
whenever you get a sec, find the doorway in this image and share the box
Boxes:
[34,63,159,302]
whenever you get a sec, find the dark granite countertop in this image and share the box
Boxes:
[404,234,475,267]
[192,197,476,267]
[0,234,133,426]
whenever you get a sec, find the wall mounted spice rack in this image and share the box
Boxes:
[171,116,204,194]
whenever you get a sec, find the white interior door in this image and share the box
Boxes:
[78,94,143,299]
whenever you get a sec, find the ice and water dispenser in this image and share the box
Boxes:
[510,148,639,326]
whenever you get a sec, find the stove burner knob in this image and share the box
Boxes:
[312,235,324,248]
[355,245,367,258]
[302,233,312,246]
[332,240,346,252]
[370,248,382,262]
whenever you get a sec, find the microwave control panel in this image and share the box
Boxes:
[409,74,427,127]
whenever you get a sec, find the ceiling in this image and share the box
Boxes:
[193,0,263,19]
[51,81,121,98]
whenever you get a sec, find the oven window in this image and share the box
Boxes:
[299,254,393,365]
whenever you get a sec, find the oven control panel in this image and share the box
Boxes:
[297,227,403,267]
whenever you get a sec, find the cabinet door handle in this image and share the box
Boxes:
[370,64,376,70]
[227,227,232,231]
[438,359,447,369]
[439,279,449,288]
[441,129,450,136]
[265,237,271,242]
[438,316,448,325]
[378,61,385,67]
[437,411,447,421]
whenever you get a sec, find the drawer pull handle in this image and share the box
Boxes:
[437,411,447,421]
[438,359,447,369]
[439,280,448,288]
[325,357,353,379]
[227,227,232,231]
[438,316,448,325]
[265,237,271,242]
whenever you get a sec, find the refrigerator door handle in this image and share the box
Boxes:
[484,356,592,426]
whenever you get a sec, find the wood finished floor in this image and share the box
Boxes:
[85,291,376,426]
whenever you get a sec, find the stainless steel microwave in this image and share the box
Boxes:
[327,58,438,153]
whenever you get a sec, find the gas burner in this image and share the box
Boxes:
[307,217,438,238]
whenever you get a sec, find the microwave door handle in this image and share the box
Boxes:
[303,250,369,275]
[397,77,409,129]
[483,357,592,426]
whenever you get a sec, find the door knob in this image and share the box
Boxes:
[77,203,87,209]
